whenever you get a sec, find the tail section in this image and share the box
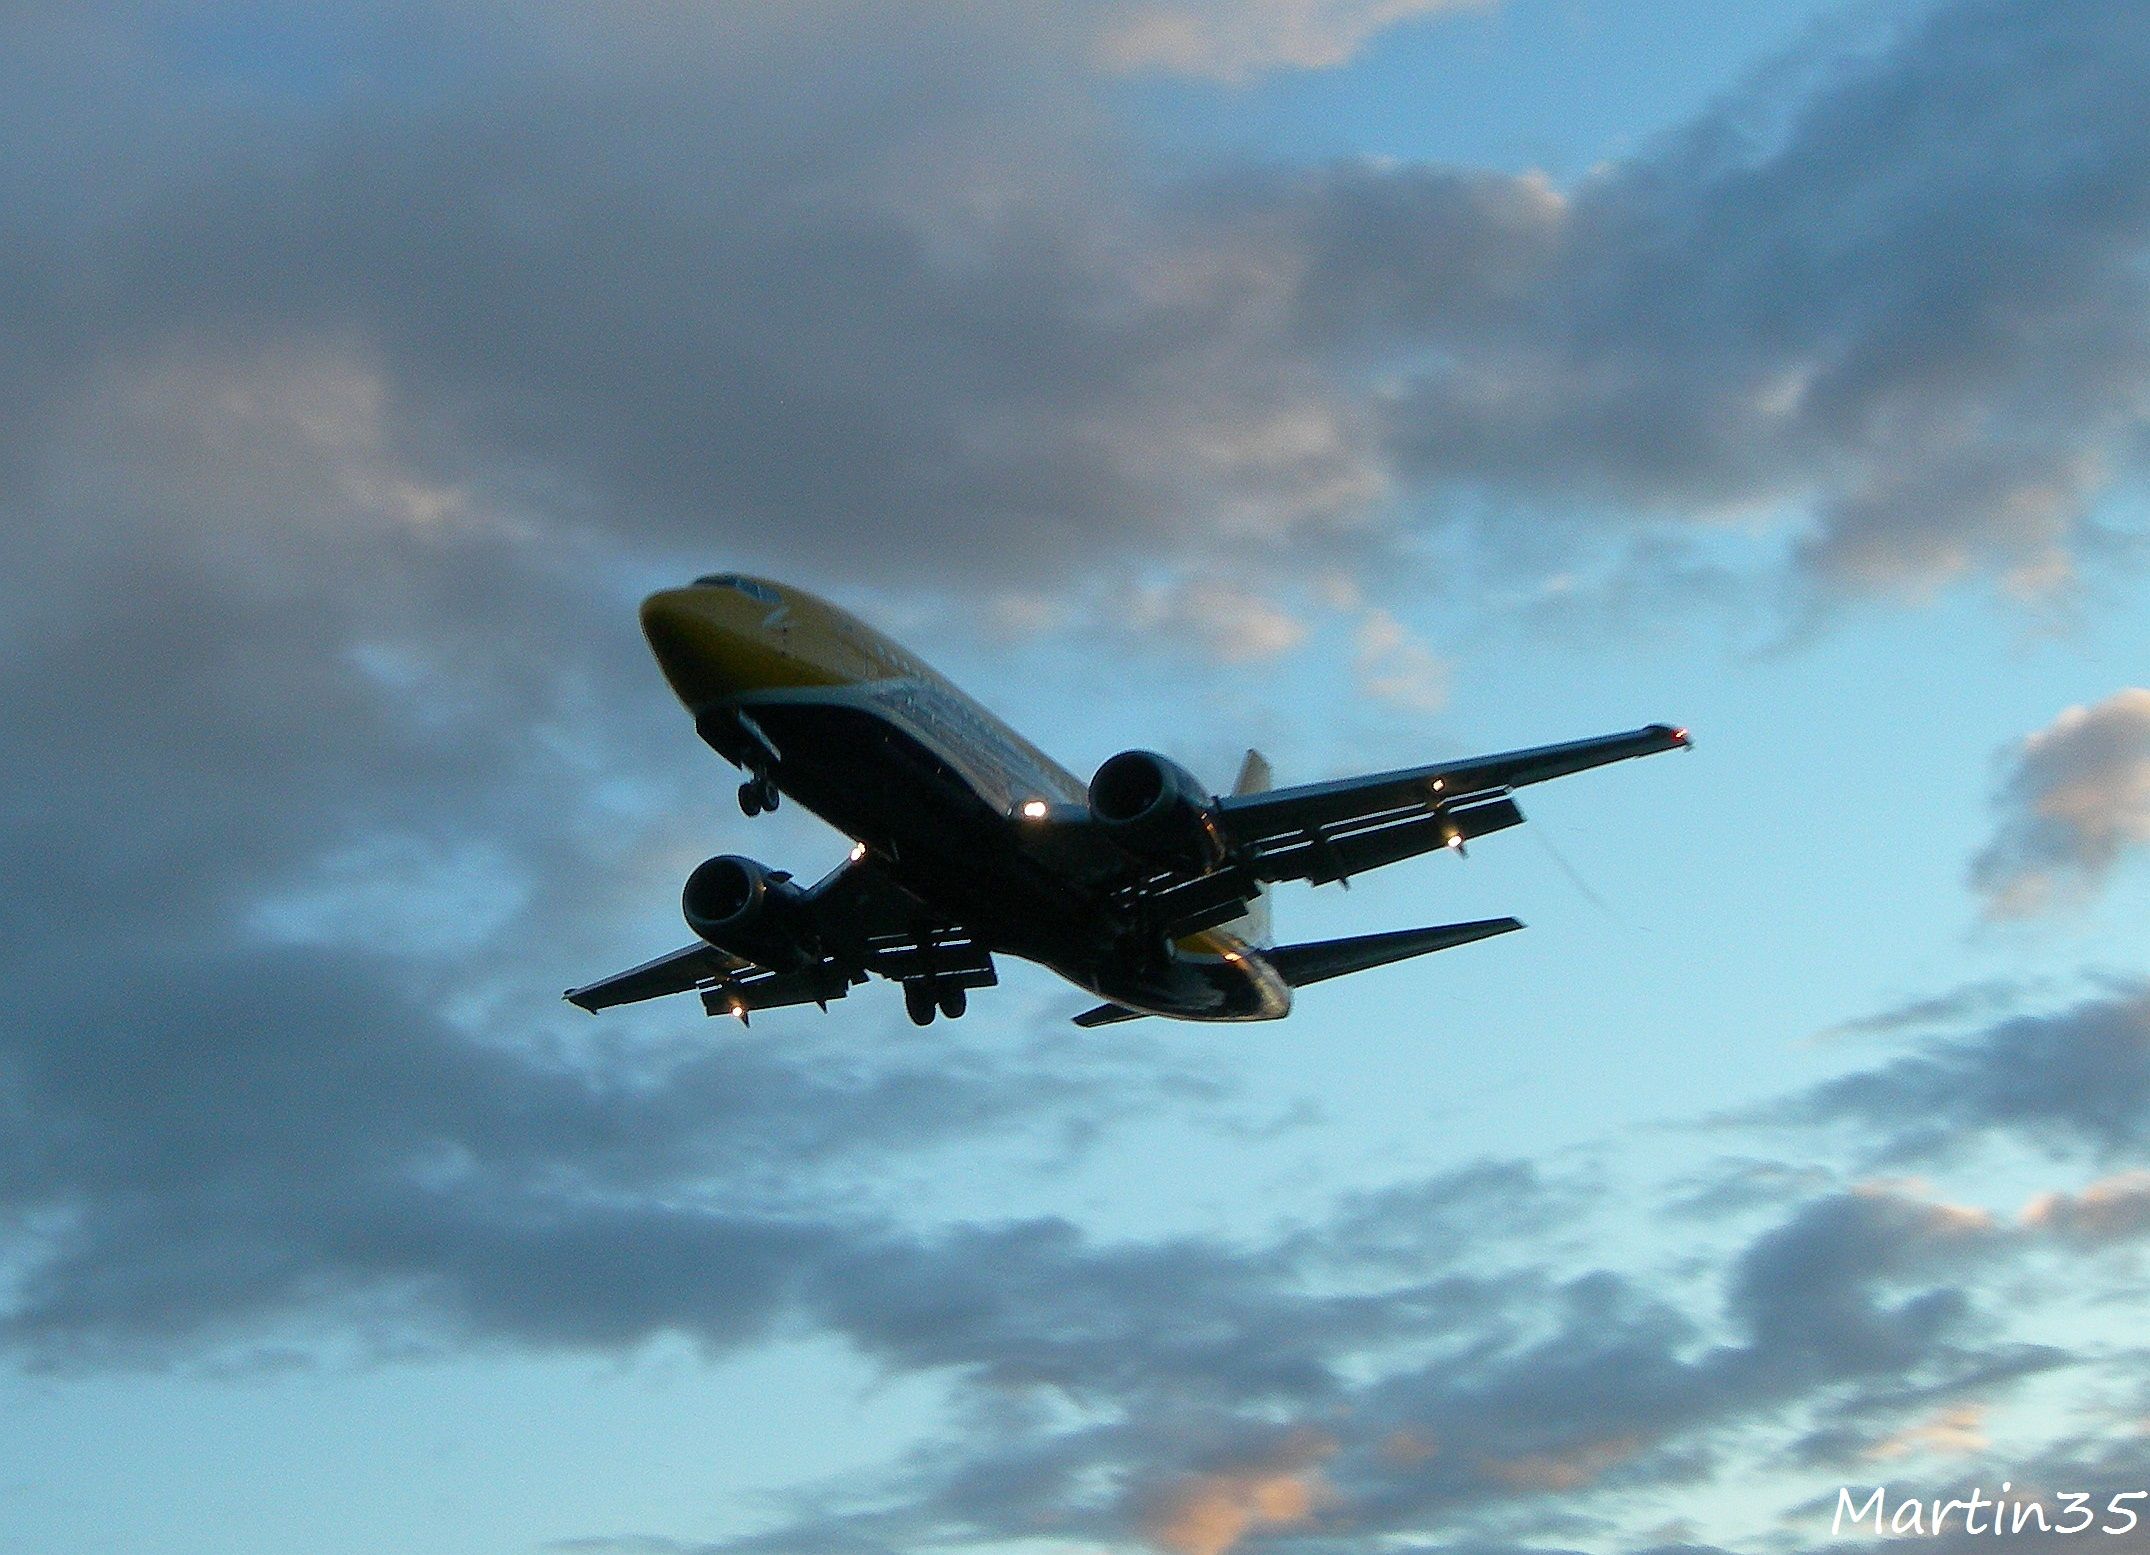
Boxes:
[1220,749,1274,947]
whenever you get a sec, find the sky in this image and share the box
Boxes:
[4,2,2150,1554]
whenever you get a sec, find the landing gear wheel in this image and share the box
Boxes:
[738,775,779,816]
[936,983,967,1020]
[904,981,936,1026]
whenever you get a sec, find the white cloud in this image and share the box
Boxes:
[1129,575,1311,663]
[1352,607,1450,713]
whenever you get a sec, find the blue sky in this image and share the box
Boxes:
[5,4,2150,1554]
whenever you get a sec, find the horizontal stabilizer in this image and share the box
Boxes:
[1072,917,1523,1026]
[1072,1000,1146,1028]
[1267,917,1523,988]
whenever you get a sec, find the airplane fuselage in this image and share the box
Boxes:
[638,574,1287,1020]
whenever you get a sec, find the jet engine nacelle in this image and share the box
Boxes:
[1088,749,1225,869]
[682,854,815,971]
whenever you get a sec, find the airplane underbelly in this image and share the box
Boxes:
[709,689,1290,1021]
[1085,944,1292,1023]
[725,693,1095,953]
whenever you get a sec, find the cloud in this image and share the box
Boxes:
[1971,690,2150,916]
[592,1175,2051,1554]
[1096,0,1488,82]
[1135,1429,1334,1555]
[7,0,2149,626]
[1779,985,2150,1165]
[1860,1401,1990,1461]
[1127,576,1311,663]
[2023,1171,2150,1245]
[1250,0,2150,597]
[1352,606,1451,713]
[0,3,1383,596]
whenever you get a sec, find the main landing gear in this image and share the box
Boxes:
[737,773,780,816]
[903,978,968,1025]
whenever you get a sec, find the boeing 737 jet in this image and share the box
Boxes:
[568,574,1689,1027]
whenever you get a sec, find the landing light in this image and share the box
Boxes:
[1020,800,1049,819]
[849,841,868,862]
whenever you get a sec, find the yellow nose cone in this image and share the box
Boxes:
[640,587,758,707]
[638,587,706,664]
[638,584,837,708]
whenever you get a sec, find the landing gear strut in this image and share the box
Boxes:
[737,773,780,816]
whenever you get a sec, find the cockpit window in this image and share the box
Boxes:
[693,573,781,604]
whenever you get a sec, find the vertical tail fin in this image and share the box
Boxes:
[1223,749,1274,947]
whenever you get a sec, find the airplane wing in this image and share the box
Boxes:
[565,941,751,1013]
[1214,723,1689,888]
[564,854,985,1019]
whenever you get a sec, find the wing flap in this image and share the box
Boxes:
[1252,792,1524,885]
[699,962,857,1022]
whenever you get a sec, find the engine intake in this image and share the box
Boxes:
[682,854,815,971]
[1089,750,1224,868]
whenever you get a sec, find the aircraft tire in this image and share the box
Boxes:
[904,981,936,1026]
[936,984,967,1020]
[738,781,763,817]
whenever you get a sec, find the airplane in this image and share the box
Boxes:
[567,573,1689,1028]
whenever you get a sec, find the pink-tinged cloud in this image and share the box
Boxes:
[1138,1431,1335,1555]
[1971,689,2150,916]
[2023,1170,2150,1243]
[1479,1433,1643,1492]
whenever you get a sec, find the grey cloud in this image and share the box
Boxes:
[9,0,2150,618]
[1254,0,2150,596]
[1781,985,2150,1165]
[644,1185,2053,1554]
[1970,690,2150,916]
[0,2,1377,592]
[1814,980,2029,1042]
